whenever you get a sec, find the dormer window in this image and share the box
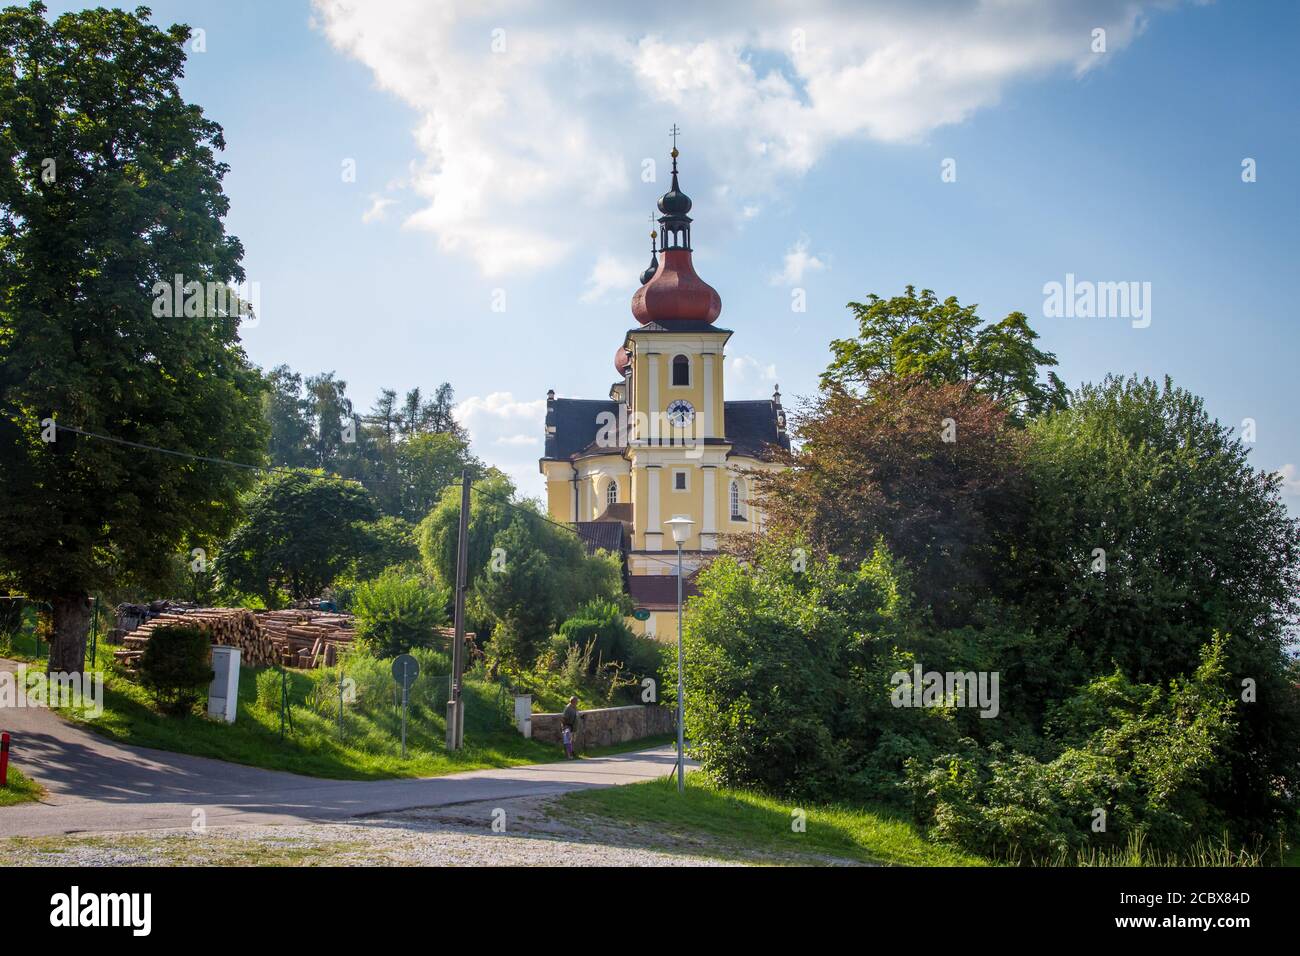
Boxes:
[672,354,690,387]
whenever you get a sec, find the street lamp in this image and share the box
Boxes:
[664,515,694,794]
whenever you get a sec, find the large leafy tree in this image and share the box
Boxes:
[216,472,378,607]
[0,3,266,671]
[822,286,1068,421]
[753,377,1027,622]
[417,471,622,665]
[1015,375,1300,832]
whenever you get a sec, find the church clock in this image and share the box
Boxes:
[666,399,695,428]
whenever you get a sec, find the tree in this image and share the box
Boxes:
[388,431,477,522]
[821,286,1068,421]
[352,568,448,657]
[1015,374,1300,833]
[216,472,378,607]
[263,365,314,469]
[137,624,214,716]
[417,471,623,665]
[0,3,266,671]
[753,377,1027,622]
[305,371,354,470]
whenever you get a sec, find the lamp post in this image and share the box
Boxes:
[664,515,694,794]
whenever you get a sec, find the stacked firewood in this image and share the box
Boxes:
[114,608,278,669]
[257,609,357,668]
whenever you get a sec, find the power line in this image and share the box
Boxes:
[466,481,704,577]
[52,422,456,498]
[54,422,701,577]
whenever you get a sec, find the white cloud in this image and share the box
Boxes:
[581,252,643,304]
[1277,464,1300,497]
[362,194,397,223]
[313,0,1173,276]
[771,235,827,286]
[728,354,778,397]
[453,391,548,495]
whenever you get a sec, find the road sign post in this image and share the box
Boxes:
[392,654,420,759]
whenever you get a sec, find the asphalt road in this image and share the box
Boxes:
[0,658,685,838]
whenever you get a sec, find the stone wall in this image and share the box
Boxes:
[531,704,676,750]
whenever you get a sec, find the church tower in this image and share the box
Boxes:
[540,134,789,638]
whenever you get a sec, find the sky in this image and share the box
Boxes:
[44,0,1300,501]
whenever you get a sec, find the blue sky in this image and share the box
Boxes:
[46,0,1300,500]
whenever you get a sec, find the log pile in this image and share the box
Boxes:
[257,609,357,668]
[114,608,278,669]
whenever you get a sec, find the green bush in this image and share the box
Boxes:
[353,569,449,657]
[558,599,633,671]
[137,625,214,716]
[684,536,925,799]
[903,637,1238,861]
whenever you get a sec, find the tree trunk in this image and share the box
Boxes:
[48,592,93,674]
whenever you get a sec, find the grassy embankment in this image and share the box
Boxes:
[2,628,651,780]
[562,776,1291,867]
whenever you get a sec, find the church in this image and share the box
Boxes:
[539,143,790,639]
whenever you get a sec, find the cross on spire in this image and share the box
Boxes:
[669,123,681,150]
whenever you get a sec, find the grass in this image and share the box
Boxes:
[0,767,45,807]
[1,832,365,866]
[42,641,669,781]
[51,643,566,780]
[559,774,988,866]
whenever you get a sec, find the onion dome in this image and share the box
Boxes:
[630,144,721,325]
[657,161,692,217]
[638,228,659,286]
[615,344,632,376]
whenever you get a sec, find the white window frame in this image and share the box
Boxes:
[606,480,618,506]
[729,479,745,520]
[672,468,690,493]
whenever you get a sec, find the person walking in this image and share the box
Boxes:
[562,696,580,759]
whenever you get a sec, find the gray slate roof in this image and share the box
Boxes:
[543,397,789,461]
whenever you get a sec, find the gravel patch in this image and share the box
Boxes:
[1,793,864,866]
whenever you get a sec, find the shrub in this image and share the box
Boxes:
[684,535,920,799]
[903,637,1238,861]
[353,569,449,657]
[254,668,284,712]
[558,599,635,672]
[137,625,214,716]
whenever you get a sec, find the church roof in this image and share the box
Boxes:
[542,396,788,462]
[544,398,620,460]
[725,400,791,459]
[627,574,700,610]
[573,520,627,556]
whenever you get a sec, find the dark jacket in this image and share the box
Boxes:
[562,703,579,731]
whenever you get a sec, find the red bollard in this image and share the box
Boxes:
[0,732,9,787]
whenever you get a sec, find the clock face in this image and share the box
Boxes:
[666,399,695,428]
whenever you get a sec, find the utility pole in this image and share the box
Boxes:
[446,469,471,750]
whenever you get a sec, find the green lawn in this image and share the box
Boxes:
[41,642,669,781]
[559,775,988,866]
[0,767,45,807]
[52,644,566,780]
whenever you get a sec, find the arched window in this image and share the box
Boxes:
[607,480,618,506]
[730,480,744,520]
[671,354,690,387]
